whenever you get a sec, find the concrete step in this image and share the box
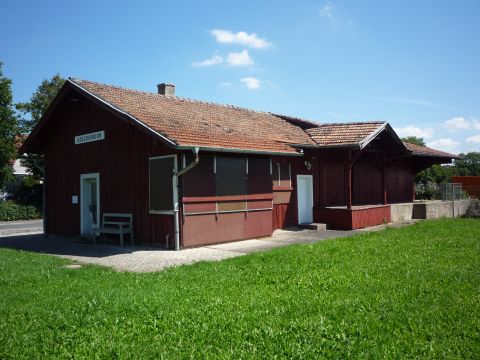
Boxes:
[299,223,327,231]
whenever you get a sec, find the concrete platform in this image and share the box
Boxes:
[0,227,357,272]
[391,199,471,222]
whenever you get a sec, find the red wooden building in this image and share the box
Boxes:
[20,79,457,249]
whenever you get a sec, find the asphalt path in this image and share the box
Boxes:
[0,219,43,236]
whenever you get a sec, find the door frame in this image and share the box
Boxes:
[80,172,100,234]
[296,174,313,224]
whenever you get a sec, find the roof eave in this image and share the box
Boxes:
[176,145,304,157]
[315,143,361,149]
[411,153,460,160]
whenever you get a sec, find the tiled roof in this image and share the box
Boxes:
[306,121,386,147]
[270,113,320,130]
[403,142,459,158]
[70,79,315,154]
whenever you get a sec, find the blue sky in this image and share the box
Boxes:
[1,0,480,154]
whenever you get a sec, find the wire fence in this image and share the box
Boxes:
[416,182,480,201]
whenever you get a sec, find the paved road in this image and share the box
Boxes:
[0,219,43,236]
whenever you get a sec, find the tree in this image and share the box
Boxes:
[0,63,18,189]
[16,74,65,179]
[401,136,426,146]
[454,152,480,176]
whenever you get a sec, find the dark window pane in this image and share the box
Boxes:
[182,153,215,197]
[149,156,175,211]
[272,162,280,187]
[248,157,272,194]
[216,156,246,196]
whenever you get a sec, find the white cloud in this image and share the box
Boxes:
[240,77,261,90]
[472,118,480,130]
[210,29,271,49]
[466,134,480,144]
[226,50,254,66]
[191,54,223,67]
[395,126,433,139]
[444,116,471,131]
[320,2,334,19]
[218,82,233,88]
[427,138,460,152]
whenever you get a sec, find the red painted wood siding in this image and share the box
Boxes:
[180,154,274,247]
[387,159,415,203]
[273,203,295,229]
[352,159,383,205]
[314,205,391,230]
[44,91,175,247]
[452,176,480,198]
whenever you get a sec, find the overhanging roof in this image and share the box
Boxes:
[19,78,458,162]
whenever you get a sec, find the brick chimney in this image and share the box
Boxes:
[157,83,175,97]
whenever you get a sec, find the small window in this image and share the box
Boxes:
[247,157,271,194]
[149,155,176,213]
[215,155,246,196]
[182,153,215,197]
[272,162,291,188]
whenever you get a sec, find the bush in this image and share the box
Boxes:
[0,201,41,221]
[13,177,43,210]
[415,181,441,200]
[464,199,480,218]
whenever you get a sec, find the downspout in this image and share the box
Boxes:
[43,168,46,237]
[173,147,200,250]
[39,161,47,238]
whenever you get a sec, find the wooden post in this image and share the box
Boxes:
[346,150,353,210]
[382,163,387,205]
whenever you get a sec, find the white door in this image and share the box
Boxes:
[297,175,313,224]
[80,173,100,234]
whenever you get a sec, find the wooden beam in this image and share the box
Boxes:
[346,150,353,209]
[382,158,388,205]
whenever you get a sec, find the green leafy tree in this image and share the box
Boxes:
[16,74,65,179]
[402,136,426,147]
[0,63,18,189]
[454,152,480,176]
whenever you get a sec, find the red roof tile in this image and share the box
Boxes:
[70,79,315,154]
[306,121,386,147]
[403,142,459,158]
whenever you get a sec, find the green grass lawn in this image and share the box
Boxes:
[1,219,479,359]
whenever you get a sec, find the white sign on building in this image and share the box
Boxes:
[74,131,105,145]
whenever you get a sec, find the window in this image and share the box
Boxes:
[215,155,247,197]
[182,153,215,197]
[182,154,273,215]
[247,157,271,194]
[149,155,176,213]
[272,162,291,188]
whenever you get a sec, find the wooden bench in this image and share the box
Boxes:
[92,213,134,247]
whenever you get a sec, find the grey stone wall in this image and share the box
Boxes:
[391,199,471,222]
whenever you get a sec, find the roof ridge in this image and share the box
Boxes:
[314,120,387,127]
[69,77,275,116]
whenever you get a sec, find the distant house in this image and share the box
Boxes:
[19,79,457,249]
[2,137,30,197]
